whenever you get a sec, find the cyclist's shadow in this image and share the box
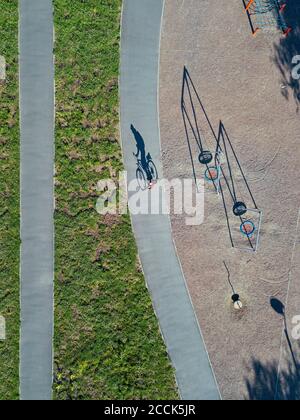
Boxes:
[131,124,158,190]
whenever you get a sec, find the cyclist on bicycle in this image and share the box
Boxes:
[131,124,153,188]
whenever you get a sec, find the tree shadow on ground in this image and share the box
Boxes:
[272,0,300,112]
[245,297,300,400]
[245,357,300,400]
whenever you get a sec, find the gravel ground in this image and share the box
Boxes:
[159,0,300,400]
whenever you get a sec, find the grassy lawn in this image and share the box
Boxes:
[53,0,178,399]
[0,0,19,400]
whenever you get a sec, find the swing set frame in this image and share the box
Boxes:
[213,122,263,253]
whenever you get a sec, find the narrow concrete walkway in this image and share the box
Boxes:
[19,0,54,400]
[120,0,220,400]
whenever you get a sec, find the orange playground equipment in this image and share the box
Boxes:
[243,0,292,37]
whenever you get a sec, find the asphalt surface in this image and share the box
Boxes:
[120,0,220,400]
[19,0,54,400]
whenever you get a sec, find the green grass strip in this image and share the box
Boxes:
[53,0,178,399]
[0,0,20,401]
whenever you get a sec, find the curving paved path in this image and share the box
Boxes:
[20,0,54,400]
[120,0,220,400]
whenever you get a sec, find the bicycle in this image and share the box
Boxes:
[134,152,158,190]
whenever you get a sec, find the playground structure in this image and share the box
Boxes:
[181,68,222,195]
[244,0,292,36]
[215,122,263,253]
[181,67,263,253]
